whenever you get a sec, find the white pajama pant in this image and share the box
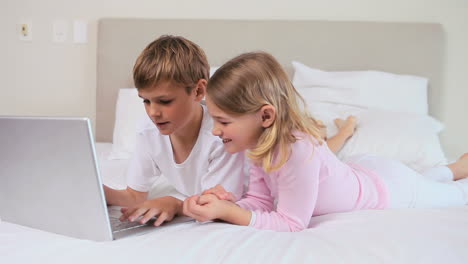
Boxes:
[349,155,468,209]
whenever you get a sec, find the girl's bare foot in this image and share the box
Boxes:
[447,153,468,181]
[334,115,357,138]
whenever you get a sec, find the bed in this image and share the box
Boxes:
[2,19,468,263]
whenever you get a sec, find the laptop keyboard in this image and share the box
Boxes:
[107,206,151,233]
[109,215,148,233]
[107,206,194,234]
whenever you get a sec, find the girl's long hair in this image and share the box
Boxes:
[207,51,323,172]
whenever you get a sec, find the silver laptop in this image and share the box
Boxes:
[0,116,192,241]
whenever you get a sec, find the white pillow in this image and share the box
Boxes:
[210,67,219,77]
[292,61,429,115]
[109,88,146,160]
[337,110,447,172]
[301,100,447,172]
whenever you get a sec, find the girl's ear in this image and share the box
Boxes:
[260,105,276,128]
[193,79,207,101]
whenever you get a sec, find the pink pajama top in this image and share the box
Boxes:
[236,133,389,232]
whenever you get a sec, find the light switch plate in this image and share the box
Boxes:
[53,20,68,42]
[73,20,88,44]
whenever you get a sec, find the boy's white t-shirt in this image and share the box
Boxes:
[126,104,245,200]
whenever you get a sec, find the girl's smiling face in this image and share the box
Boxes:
[206,96,265,154]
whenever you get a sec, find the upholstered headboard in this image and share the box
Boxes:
[96,18,444,142]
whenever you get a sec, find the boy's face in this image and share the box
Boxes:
[138,81,203,135]
[206,96,264,154]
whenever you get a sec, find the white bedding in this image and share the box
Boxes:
[1,204,467,263]
[1,143,468,263]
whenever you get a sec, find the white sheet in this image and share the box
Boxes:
[1,143,468,263]
[1,207,467,263]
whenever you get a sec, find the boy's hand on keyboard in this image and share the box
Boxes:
[120,196,182,227]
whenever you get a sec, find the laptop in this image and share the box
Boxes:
[0,116,193,241]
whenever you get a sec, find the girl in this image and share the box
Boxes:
[182,51,468,232]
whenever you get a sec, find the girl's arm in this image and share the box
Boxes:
[326,131,352,154]
[236,165,275,212]
[327,116,357,154]
[183,194,252,225]
[185,140,323,231]
[248,139,322,232]
[183,162,275,224]
[188,139,323,232]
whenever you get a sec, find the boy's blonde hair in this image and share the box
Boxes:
[207,51,323,172]
[133,35,209,92]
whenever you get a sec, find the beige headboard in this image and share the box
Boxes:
[97,18,444,142]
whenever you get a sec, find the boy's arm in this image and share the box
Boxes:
[103,185,148,207]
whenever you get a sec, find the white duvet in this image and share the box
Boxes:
[2,206,467,263]
[1,143,467,264]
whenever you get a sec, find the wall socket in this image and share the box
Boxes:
[18,19,32,41]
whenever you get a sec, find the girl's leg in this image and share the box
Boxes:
[420,166,453,182]
[420,153,468,182]
[351,155,419,208]
[412,176,468,208]
[353,155,468,209]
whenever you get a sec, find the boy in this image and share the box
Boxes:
[104,35,245,226]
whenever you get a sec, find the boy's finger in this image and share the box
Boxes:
[129,207,148,222]
[119,207,135,221]
[154,212,168,226]
[140,208,159,224]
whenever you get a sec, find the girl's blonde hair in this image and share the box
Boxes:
[207,51,323,172]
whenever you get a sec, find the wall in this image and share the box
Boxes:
[2,0,467,159]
